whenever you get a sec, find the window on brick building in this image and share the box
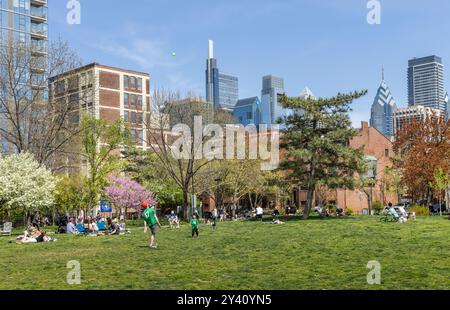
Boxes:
[130,129,136,145]
[137,95,142,108]
[131,111,136,124]
[137,78,142,91]
[124,93,129,107]
[385,149,389,157]
[137,112,143,125]
[130,94,136,108]
[124,110,129,122]
[137,130,143,145]
[54,80,65,94]
[123,75,129,89]
[130,77,136,89]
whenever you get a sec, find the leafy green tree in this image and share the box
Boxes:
[80,114,129,211]
[372,200,384,215]
[279,91,367,219]
[54,175,89,215]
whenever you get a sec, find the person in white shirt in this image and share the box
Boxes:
[256,206,264,221]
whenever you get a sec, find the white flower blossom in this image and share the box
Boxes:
[0,153,56,214]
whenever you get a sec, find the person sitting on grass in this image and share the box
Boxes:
[83,219,93,233]
[191,215,199,238]
[108,219,121,235]
[169,210,180,229]
[256,205,264,221]
[89,218,99,233]
[66,218,78,234]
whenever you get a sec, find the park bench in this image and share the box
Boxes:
[0,222,12,236]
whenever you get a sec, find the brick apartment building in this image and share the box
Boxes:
[49,63,153,173]
[295,121,398,214]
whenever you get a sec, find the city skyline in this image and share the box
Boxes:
[48,0,450,126]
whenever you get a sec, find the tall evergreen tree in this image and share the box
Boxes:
[278,91,368,219]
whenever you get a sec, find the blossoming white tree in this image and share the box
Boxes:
[0,153,56,221]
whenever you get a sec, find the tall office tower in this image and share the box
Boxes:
[0,0,48,153]
[408,55,446,112]
[218,72,238,111]
[370,68,397,137]
[260,75,287,124]
[205,40,219,107]
[205,40,238,111]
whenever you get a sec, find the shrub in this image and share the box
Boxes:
[346,208,354,216]
[326,204,336,213]
[372,200,384,214]
[410,205,430,216]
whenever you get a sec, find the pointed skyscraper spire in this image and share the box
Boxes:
[208,40,214,59]
[370,68,397,137]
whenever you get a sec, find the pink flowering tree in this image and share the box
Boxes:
[104,177,157,218]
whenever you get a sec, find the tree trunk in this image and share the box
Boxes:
[182,189,190,220]
[303,186,315,220]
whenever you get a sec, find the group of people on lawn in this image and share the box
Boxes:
[66,216,122,235]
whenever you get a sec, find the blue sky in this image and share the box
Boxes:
[49,0,450,126]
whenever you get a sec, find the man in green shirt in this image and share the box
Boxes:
[142,201,161,249]
[190,215,199,238]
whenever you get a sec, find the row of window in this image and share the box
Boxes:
[124,93,143,109]
[124,75,143,92]
[124,110,144,125]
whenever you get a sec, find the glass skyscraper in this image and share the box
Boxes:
[232,96,261,126]
[408,55,446,112]
[0,0,48,153]
[205,40,239,110]
[370,69,397,137]
[260,75,287,125]
[218,72,238,111]
[0,0,48,59]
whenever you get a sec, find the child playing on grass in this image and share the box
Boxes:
[190,215,199,238]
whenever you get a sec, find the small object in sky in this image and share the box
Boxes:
[171,52,176,57]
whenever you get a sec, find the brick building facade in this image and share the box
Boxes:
[295,121,398,214]
[49,63,153,174]
[50,63,152,147]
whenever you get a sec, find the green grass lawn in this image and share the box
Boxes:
[0,216,449,290]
